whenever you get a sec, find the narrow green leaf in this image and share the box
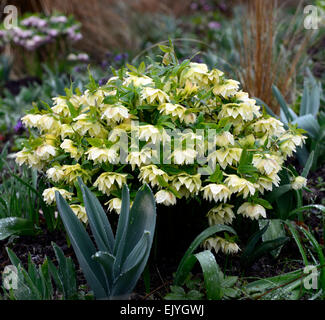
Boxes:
[195,250,222,300]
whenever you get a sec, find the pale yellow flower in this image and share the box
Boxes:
[101,104,129,123]
[219,102,261,121]
[180,62,209,86]
[139,165,169,188]
[172,173,202,197]
[60,139,81,160]
[70,205,88,223]
[126,148,154,170]
[253,118,285,137]
[123,73,153,87]
[85,147,119,164]
[202,184,232,203]
[238,202,266,220]
[213,79,240,98]
[155,190,177,206]
[46,166,64,182]
[72,114,107,138]
[171,148,197,165]
[224,174,256,198]
[204,236,240,254]
[21,114,42,129]
[59,124,75,140]
[106,198,122,214]
[252,154,282,175]
[62,164,91,184]
[280,134,307,158]
[291,176,307,190]
[38,115,60,134]
[215,131,235,147]
[94,172,127,195]
[35,144,57,161]
[141,87,169,104]
[52,97,70,117]
[15,148,41,168]
[207,204,235,225]
[208,148,242,169]
[208,69,224,85]
[139,125,162,144]
[42,187,73,205]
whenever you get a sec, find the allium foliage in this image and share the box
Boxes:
[15,47,306,254]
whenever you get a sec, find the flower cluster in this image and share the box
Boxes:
[0,13,82,50]
[15,51,306,254]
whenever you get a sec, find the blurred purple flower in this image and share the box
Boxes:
[50,16,68,24]
[203,4,211,11]
[114,53,128,62]
[190,2,198,10]
[99,78,108,86]
[208,21,221,30]
[14,120,24,133]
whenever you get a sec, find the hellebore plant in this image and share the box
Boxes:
[55,178,156,299]
[16,44,307,254]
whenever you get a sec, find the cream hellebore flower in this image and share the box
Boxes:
[94,172,127,195]
[224,174,256,198]
[106,198,122,214]
[237,202,266,220]
[208,148,242,169]
[52,97,70,117]
[214,131,235,147]
[141,87,169,104]
[213,79,240,98]
[61,164,90,184]
[252,154,282,176]
[180,62,209,86]
[139,125,162,144]
[35,143,57,161]
[37,115,60,134]
[256,176,275,194]
[155,190,177,206]
[171,148,197,165]
[101,104,129,124]
[208,69,224,84]
[46,166,64,182]
[81,89,106,106]
[219,101,261,121]
[85,146,119,164]
[279,134,307,158]
[70,205,88,223]
[202,184,232,203]
[72,114,107,138]
[291,176,307,190]
[21,114,42,129]
[176,80,198,97]
[60,124,75,140]
[204,236,240,254]
[126,148,154,170]
[42,187,73,205]
[172,173,202,197]
[123,73,153,87]
[15,148,41,168]
[60,139,81,160]
[207,204,235,225]
[253,118,285,137]
[139,165,169,188]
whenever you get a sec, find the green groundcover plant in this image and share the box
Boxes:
[15,45,307,254]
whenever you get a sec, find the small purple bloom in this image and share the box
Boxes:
[190,2,198,10]
[14,120,24,133]
[208,21,221,30]
[99,78,108,86]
